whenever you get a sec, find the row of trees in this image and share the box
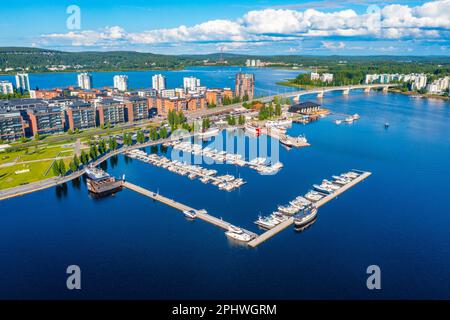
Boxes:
[258,102,282,120]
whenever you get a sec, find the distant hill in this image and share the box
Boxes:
[0,47,449,74]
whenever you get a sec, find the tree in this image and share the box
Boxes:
[149,128,159,140]
[275,103,282,116]
[108,137,118,150]
[34,133,40,141]
[69,161,77,172]
[238,115,246,125]
[67,129,73,135]
[80,150,89,165]
[73,154,80,168]
[159,127,168,139]
[52,162,60,176]
[90,144,98,159]
[58,159,66,176]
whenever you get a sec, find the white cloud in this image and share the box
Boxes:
[321,41,346,49]
[40,0,450,48]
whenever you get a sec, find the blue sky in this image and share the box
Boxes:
[1,0,449,55]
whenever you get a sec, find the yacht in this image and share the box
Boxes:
[344,116,354,123]
[225,230,253,242]
[352,113,361,120]
[335,119,342,125]
[313,184,334,194]
[294,206,318,228]
[254,216,278,229]
[304,191,324,202]
[278,205,299,215]
[245,124,261,136]
[197,127,220,138]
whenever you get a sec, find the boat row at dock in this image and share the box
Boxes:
[164,140,284,175]
[254,170,363,231]
[126,149,246,191]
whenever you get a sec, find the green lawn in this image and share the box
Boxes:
[0,158,72,190]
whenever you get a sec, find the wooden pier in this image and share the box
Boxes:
[123,181,257,237]
[247,171,372,248]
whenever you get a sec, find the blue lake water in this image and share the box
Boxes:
[0,66,301,97]
[0,69,449,299]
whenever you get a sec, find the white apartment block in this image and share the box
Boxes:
[0,81,14,95]
[113,75,128,92]
[152,74,166,92]
[15,73,30,92]
[320,73,334,83]
[77,73,92,90]
[183,76,201,92]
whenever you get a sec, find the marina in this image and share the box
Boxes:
[125,149,246,191]
[120,167,371,248]
[247,170,372,248]
[165,140,285,175]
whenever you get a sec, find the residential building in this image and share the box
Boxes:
[124,97,148,122]
[15,73,30,92]
[27,106,64,136]
[310,72,320,81]
[77,73,93,90]
[65,101,96,131]
[320,73,334,83]
[0,81,14,95]
[206,88,234,106]
[183,77,201,92]
[152,74,166,92]
[156,95,206,116]
[161,89,176,98]
[113,75,128,92]
[235,73,255,100]
[96,99,125,126]
[0,110,24,141]
[29,89,62,99]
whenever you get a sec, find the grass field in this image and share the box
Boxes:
[0,144,74,190]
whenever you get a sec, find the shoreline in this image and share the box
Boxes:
[277,81,450,102]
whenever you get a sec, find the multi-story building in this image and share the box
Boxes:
[0,110,24,141]
[152,74,166,92]
[235,73,255,100]
[161,89,176,98]
[0,81,14,95]
[113,75,128,92]
[77,73,93,90]
[27,106,64,136]
[124,97,148,122]
[96,99,125,126]
[310,72,320,81]
[65,101,96,131]
[15,73,30,92]
[29,89,62,99]
[320,73,334,83]
[183,77,201,92]
[156,95,206,116]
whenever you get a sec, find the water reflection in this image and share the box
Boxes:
[55,183,68,199]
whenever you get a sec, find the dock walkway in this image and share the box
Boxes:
[123,181,257,237]
[247,171,372,247]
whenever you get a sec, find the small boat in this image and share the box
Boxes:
[352,113,360,120]
[385,123,390,128]
[183,209,197,219]
[254,216,278,229]
[304,191,323,202]
[225,230,252,242]
[335,120,342,125]
[344,116,354,123]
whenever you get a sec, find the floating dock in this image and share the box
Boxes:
[247,170,372,248]
[123,181,257,237]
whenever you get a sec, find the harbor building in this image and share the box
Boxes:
[0,81,14,95]
[77,73,93,90]
[288,101,323,115]
[65,101,96,131]
[96,99,125,126]
[113,75,128,92]
[27,106,64,136]
[15,73,31,92]
[124,96,148,122]
[235,73,255,100]
[152,74,166,92]
[0,110,24,141]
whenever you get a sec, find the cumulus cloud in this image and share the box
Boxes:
[40,0,450,49]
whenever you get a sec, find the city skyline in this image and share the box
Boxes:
[1,0,449,55]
